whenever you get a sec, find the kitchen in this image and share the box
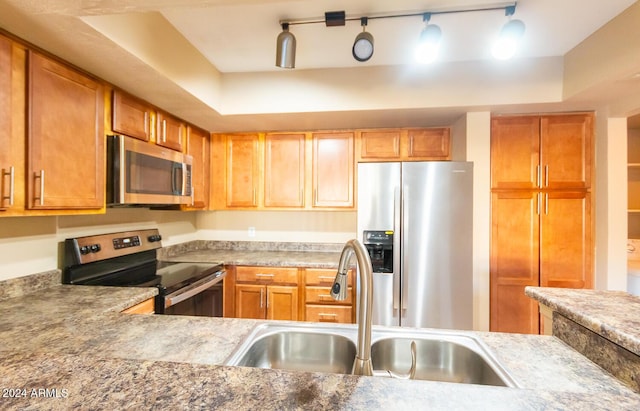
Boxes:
[1,0,640,408]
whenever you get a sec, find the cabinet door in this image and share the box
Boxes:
[359,130,401,160]
[491,117,540,190]
[226,134,260,207]
[540,114,592,189]
[540,191,592,289]
[405,128,450,160]
[267,286,298,321]
[112,89,151,141]
[264,133,305,207]
[312,132,354,208]
[490,191,540,334]
[27,51,104,209]
[157,111,184,152]
[186,125,210,209]
[235,284,265,319]
[0,35,22,213]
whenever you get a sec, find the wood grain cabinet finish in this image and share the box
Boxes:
[121,298,155,314]
[156,111,185,152]
[264,133,305,207]
[185,125,210,209]
[226,134,260,208]
[112,89,151,142]
[0,34,23,213]
[234,266,299,321]
[358,128,450,162]
[490,113,593,335]
[303,268,355,324]
[491,115,592,190]
[312,132,354,208]
[27,51,104,210]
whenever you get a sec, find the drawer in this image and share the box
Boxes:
[305,286,353,305]
[305,268,354,287]
[235,266,298,284]
[305,305,353,324]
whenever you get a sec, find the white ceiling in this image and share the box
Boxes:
[0,0,639,131]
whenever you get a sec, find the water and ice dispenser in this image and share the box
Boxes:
[363,230,394,273]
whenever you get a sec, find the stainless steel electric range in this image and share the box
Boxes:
[62,229,225,317]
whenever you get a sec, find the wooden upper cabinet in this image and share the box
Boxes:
[359,130,401,160]
[27,51,104,209]
[226,134,260,207]
[156,111,185,152]
[491,116,540,190]
[358,128,450,162]
[264,133,305,207]
[540,114,592,190]
[406,128,451,160]
[491,114,593,190]
[0,34,20,212]
[112,89,151,141]
[185,125,210,209]
[312,132,354,208]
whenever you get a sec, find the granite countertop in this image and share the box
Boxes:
[525,287,640,356]
[1,279,640,409]
[158,240,344,268]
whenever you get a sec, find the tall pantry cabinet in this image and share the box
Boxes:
[490,114,594,334]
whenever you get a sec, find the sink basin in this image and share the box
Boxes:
[225,323,518,387]
[227,325,356,374]
[371,337,509,386]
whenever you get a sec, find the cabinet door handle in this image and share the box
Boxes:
[260,288,264,308]
[34,170,45,206]
[266,289,269,308]
[162,119,167,142]
[536,165,541,188]
[545,193,549,215]
[1,166,15,207]
[544,165,549,187]
[537,193,541,216]
[143,112,149,135]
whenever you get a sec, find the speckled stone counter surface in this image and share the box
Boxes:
[158,240,344,268]
[1,278,639,410]
[525,287,640,356]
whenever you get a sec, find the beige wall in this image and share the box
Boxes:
[0,209,197,281]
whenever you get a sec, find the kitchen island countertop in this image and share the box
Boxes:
[1,280,639,409]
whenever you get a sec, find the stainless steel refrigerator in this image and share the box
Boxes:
[357,161,473,329]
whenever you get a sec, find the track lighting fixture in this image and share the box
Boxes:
[275,2,523,68]
[275,22,296,68]
[353,18,374,62]
[414,13,442,65]
[492,5,526,60]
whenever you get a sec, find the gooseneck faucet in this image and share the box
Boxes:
[331,239,374,376]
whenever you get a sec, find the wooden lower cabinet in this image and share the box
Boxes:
[121,298,155,314]
[234,266,299,321]
[230,266,355,323]
[490,190,592,334]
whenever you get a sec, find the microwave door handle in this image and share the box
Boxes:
[171,162,181,195]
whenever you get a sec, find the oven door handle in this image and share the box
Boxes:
[164,270,226,308]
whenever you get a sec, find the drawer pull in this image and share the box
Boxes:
[318,313,338,322]
[255,273,275,278]
[317,276,335,282]
[318,294,333,301]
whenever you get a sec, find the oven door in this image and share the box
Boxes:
[159,268,226,317]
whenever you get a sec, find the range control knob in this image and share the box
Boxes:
[79,245,90,255]
[90,244,101,253]
[148,234,162,243]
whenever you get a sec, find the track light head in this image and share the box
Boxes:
[492,18,525,60]
[276,22,296,68]
[415,14,442,64]
[352,17,374,62]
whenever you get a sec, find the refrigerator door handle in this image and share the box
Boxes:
[400,183,409,312]
[393,185,401,312]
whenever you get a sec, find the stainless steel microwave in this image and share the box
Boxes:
[107,135,192,206]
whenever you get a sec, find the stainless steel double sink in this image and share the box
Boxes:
[224,322,518,387]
